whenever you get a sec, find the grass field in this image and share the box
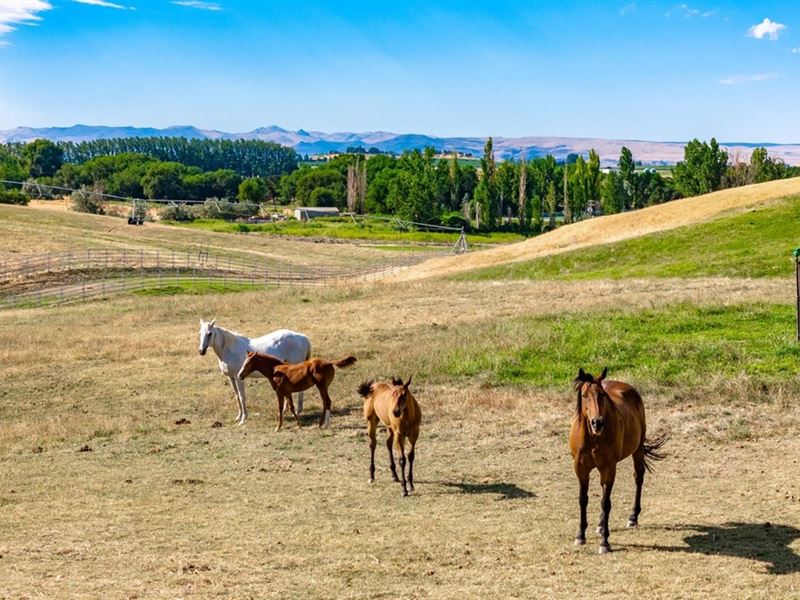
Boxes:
[174,216,525,245]
[458,195,800,281]
[2,183,800,598]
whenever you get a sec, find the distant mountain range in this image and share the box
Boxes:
[2,124,800,166]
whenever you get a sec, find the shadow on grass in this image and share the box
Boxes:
[441,481,536,500]
[632,522,800,575]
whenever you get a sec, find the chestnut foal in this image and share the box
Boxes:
[570,367,667,554]
[237,352,356,431]
[358,376,421,497]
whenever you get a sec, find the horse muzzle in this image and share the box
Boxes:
[589,418,605,435]
[199,348,206,356]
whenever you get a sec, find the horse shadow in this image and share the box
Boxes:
[633,522,800,575]
[441,481,536,500]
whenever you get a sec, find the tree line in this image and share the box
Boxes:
[2,136,798,230]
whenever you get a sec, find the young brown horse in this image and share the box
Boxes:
[570,367,667,554]
[358,376,421,497]
[237,352,356,431]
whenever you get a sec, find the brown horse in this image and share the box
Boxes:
[570,367,667,554]
[358,376,421,497]
[237,352,356,431]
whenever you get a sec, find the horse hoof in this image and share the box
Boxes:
[368,479,374,485]
[626,520,638,528]
[574,538,586,546]
[598,545,611,555]
[596,526,605,535]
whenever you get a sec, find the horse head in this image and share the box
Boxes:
[237,351,258,379]
[573,367,609,436]
[391,375,413,418]
[198,318,216,355]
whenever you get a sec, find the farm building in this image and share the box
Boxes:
[293,207,340,221]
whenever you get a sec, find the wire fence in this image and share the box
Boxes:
[0,247,441,310]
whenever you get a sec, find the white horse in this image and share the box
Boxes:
[198,319,312,424]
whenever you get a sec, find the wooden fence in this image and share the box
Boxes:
[0,247,440,309]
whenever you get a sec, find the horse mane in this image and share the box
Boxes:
[253,353,286,365]
[572,368,596,415]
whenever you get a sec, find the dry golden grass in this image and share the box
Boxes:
[0,203,401,269]
[1,280,799,598]
[393,177,800,281]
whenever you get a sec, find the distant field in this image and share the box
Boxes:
[172,216,525,245]
[457,195,800,281]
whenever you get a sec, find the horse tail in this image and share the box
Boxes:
[357,380,374,398]
[333,356,357,369]
[642,432,669,473]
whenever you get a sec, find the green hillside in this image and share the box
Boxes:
[457,196,800,281]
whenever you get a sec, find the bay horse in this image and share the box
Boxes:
[198,319,311,424]
[358,376,421,497]
[570,367,667,554]
[237,352,356,431]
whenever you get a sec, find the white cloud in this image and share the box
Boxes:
[718,72,778,85]
[748,18,785,40]
[666,4,714,18]
[172,1,222,10]
[0,1,52,41]
[791,47,800,54]
[619,2,636,16]
[74,0,128,8]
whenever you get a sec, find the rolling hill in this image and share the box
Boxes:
[391,177,800,281]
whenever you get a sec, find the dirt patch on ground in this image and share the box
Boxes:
[392,178,800,281]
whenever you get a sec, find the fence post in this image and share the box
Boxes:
[795,248,800,341]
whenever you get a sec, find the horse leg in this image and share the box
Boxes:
[232,376,249,425]
[628,448,646,527]
[395,434,408,497]
[386,430,399,481]
[407,428,419,494]
[275,393,285,432]
[285,395,302,429]
[317,385,332,428]
[368,416,377,484]
[598,464,617,554]
[228,377,243,423]
[574,464,590,546]
[296,391,304,415]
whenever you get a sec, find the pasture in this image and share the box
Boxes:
[1,184,800,598]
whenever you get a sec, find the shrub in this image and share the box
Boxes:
[440,210,467,229]
[197,198,259,220]
[0,188,29,205]
[159,203,196,222]
[70,189,106,215]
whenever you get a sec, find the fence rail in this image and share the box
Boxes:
[0,247,440,309]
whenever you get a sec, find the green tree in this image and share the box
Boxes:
[141,162,186,199]
[600,171,624,214]
[238,177,267,203]
[618,146,636,209]
[545,181,557,230]
[23,139,64,178]
[479,137,498,227]
[673,138,729,197]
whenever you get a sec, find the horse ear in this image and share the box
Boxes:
[210,318,216,327]
[405,375,413,388]
[578,367,587,380]
[598,367,608,382]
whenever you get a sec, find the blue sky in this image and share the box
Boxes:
[1,1,799,142]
